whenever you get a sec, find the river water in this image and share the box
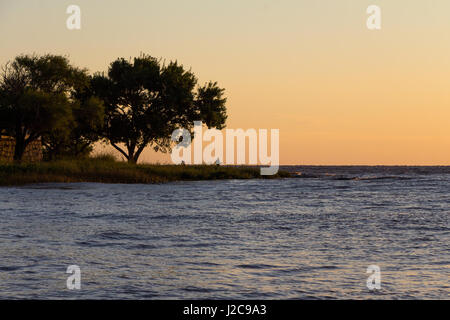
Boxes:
[0,166,448,299]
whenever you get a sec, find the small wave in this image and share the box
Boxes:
[354,176,412,181]
[22,185,78,190]
[317,265,340,270]
[411,237,435,242]
[97,231,144,241]
[292,172,413,181]
[190,261,222,267]
[272,225,293,231]
[0,266,24,271]
[236,263,277,269]
[292,172,321,179]
[175,242,215,248]
[75,240,122,247]
[127,243,158,250]
[182,286,215,293]
[20,183,95,190]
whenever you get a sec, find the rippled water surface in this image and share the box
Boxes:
[0,166,448,299]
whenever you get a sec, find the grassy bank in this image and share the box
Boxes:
[0,158,290,186]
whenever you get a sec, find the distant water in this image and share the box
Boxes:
[0,166,448,299]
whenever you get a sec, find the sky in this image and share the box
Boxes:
[1,0,449,165]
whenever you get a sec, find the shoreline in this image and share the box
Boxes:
[0,159,291,186]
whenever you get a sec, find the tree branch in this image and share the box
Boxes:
[110,142,129,160]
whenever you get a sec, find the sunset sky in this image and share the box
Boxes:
[1,0,449,165]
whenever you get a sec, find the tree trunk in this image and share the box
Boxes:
[132,144,146,164]
[110,142,131,162]
[13,137,26,162]
[110,142,141,164]
[127,144,137,164]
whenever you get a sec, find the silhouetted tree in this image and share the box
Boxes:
[42,94,104,160]
[0,54,103,161]
[91,54,227,163]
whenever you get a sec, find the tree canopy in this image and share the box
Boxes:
[0,53,227,163]
[0,54,104,161]
[91,54,227,163]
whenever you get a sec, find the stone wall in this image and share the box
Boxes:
[0,136,43,162]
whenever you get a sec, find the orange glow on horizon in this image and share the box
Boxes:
[1,0,449,165]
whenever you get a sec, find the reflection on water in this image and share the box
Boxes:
[0,167,449,299]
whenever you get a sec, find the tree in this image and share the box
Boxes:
[41,95,104,160]
[91,54,227,163]
[0,54,95,161]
